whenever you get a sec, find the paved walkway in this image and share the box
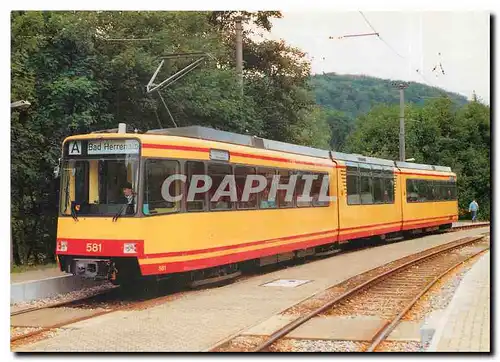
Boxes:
[14,227,489,352]
[430,251,490,352]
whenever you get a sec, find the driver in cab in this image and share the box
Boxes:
[122,182,136,215]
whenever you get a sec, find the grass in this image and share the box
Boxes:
[11,262,58,274]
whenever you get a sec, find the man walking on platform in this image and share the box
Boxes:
[468,199,479,222]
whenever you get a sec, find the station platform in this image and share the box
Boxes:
[452,221,489,228]
[11,265,104,305]
[11,266,65,284]
[429,251,490,352]
[14,226,489,352]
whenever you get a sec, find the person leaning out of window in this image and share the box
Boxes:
[122,182,136,215]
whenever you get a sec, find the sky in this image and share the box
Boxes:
[255,11,490,103]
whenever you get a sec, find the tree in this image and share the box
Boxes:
[310,73,468,120]
[344,104,401,159]
[344,96,490,220]
[452,98,490,219]
[208,11,282,32]
[10,10,323,265]
[321,109,353,151]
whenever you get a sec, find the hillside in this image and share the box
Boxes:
[310,73,469,120]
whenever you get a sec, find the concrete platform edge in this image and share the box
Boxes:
[426,252,490,352]
[11,275,104,304]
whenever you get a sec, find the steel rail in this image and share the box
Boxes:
[252,234,486,352]
[365,246,489,352]
[10,288,176,344]
[11,286,117,317]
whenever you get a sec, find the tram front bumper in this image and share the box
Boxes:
[72,259,112,280]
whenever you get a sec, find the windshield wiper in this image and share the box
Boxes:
[71,205,79,222]
[112,204,126,222]
[64,174,70,214]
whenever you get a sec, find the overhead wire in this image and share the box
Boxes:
[358,11,441,88]
[358,12,379,37]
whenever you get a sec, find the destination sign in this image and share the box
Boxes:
[87,140,140,155]
[210,149,230,161]
[65,139,140,157]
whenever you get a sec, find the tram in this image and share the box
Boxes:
[55,124,458,285]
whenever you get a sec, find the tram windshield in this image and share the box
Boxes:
[59,139,140,217]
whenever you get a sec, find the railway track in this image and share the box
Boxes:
[211,232,489,352]
[10,280,190,346]
[11,223,488,349]
[10,286,118,317]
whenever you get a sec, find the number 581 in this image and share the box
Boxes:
[86,243,102,252]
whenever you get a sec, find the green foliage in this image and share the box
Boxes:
[208,11,282,32]
[309,73,469,152]
[10,10,319,266]
[311,73,468,118]
[320,109,353,151]
[344,104,401,158]
[345,97,490,220]
[311,72,489,220]
[289,106,331,149]
[11,263,58,274]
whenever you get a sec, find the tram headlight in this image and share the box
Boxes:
[57,241,68,252]
[123,243,137,254]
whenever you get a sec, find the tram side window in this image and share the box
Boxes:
[295,171,313,207]
[427,181,436,201]
[441,181,451,200]
[439,181,451,200]
[346,166,360,205]
[406,178,457,203]
[258,168,277,209]
[277,170,294,208]
[144,159,181,215]
[312,173,329,207]
[433,181,440,200]
[438,180,457,201]
[235,166,257,209]
[360,175,373,204]
[372,177,384,204]
[417,180,428,202]
[357,165,371,205]
[446,181,454,200]
[435,181,443,200]
[440,180,454,200]
[383,177,395,203]
[450,181,457,200]
[380,169,395,204]
[406,179,419,202]
[186,161,207,212]
[208,163,233,211]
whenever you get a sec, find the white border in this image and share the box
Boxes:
[4,3,496,361]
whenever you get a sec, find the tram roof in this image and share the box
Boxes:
[395,161,452,172]
[146,126,332,159]
[88,125,452,172]
[330,152,395,167]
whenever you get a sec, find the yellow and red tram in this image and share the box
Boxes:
[55,125,458,284]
